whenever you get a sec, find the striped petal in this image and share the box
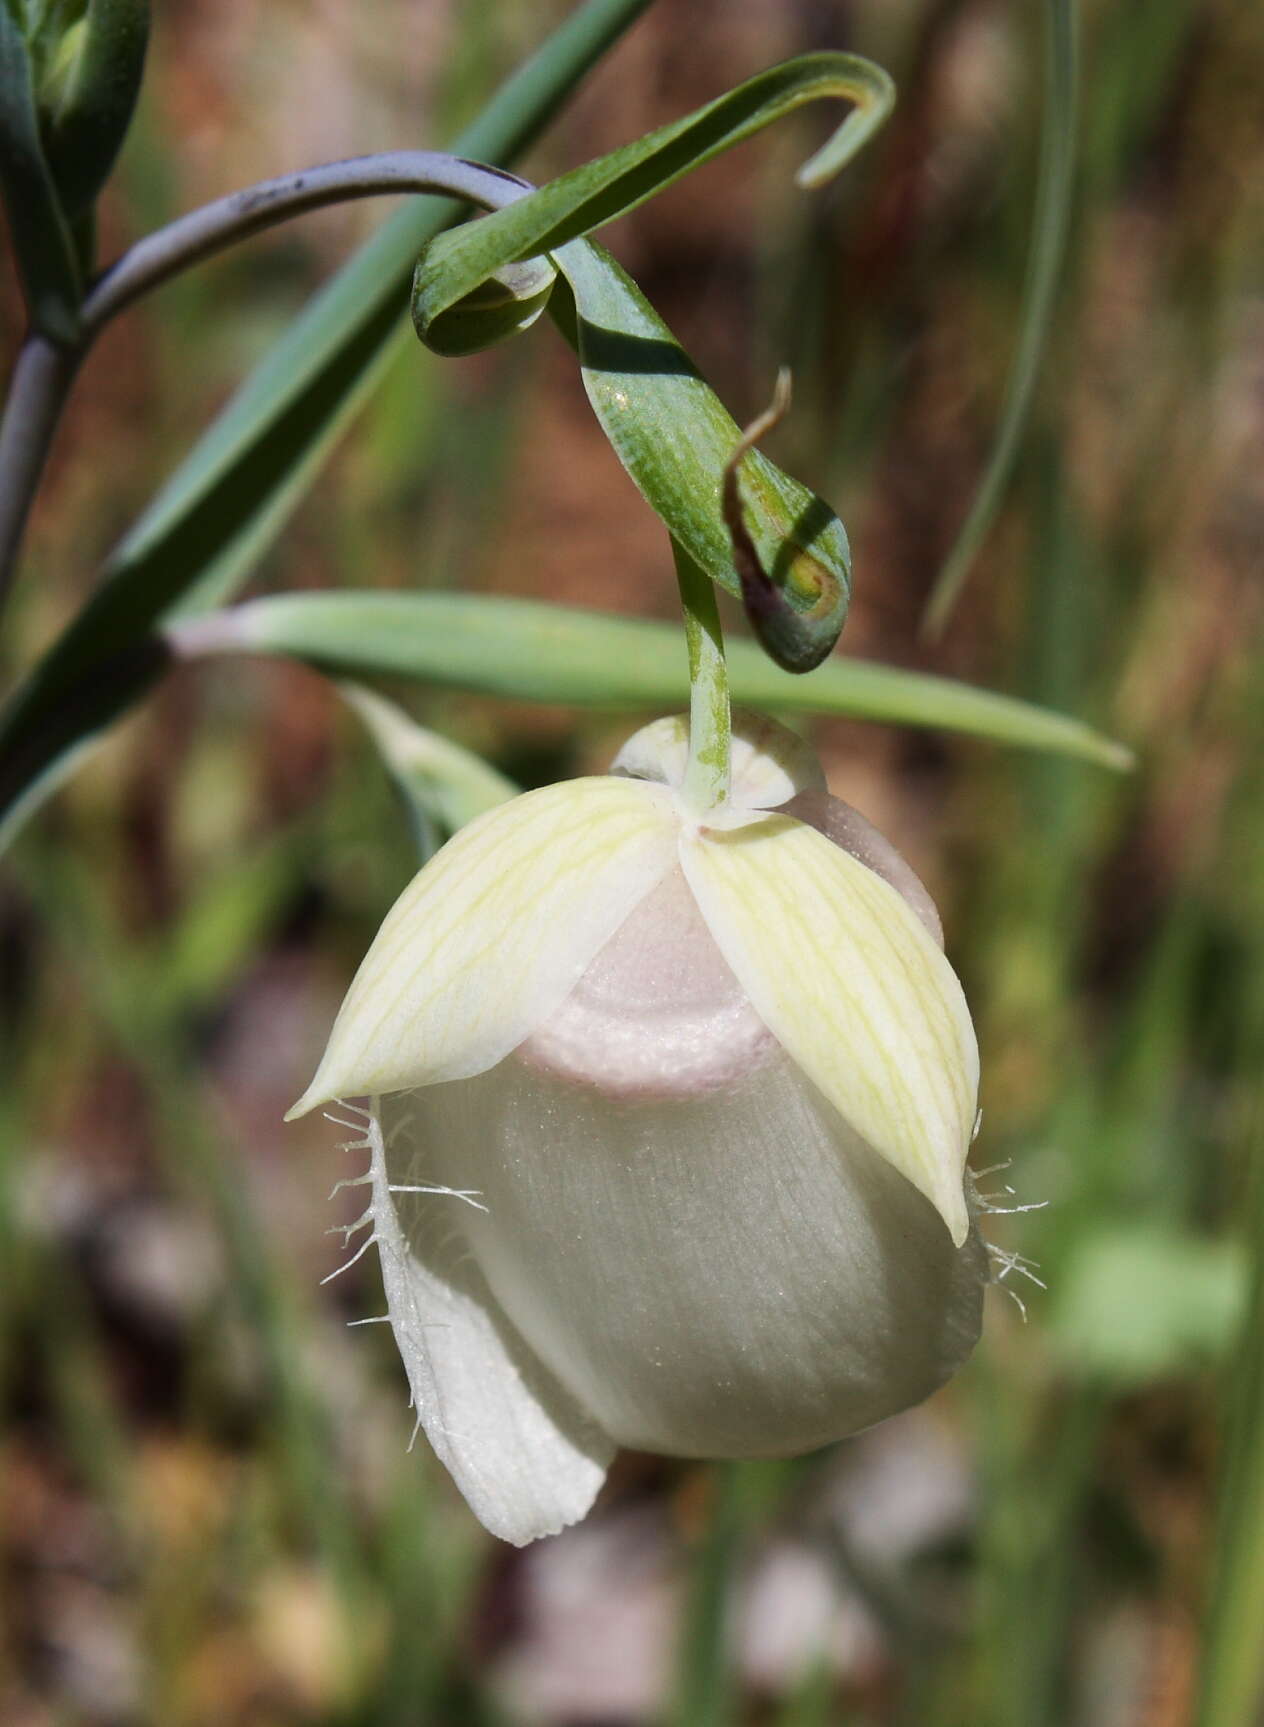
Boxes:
[288,776,676,1116]
[680,813,978,1245]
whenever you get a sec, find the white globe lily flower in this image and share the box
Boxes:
[289,712,986,1546]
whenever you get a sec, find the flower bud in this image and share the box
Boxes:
[36,0,149,218]
[291,712,985,1544]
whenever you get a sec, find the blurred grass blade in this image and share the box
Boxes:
[172,592,1133,770]
[0,0,654,850]
[0,9,83,339]
[1197,1109,1264,1727]
[339,683,519,861]
[922,0,1077,636]
[670,1463,742,1727]
[552,243,850,646]
[107,0,654,602]
[413,51,894,337]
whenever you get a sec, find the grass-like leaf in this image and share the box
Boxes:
[551,244,851,655]
[171,592,1133,771]
[413,53,893,671]
[413,52,893,335]
[922,0,1077,635]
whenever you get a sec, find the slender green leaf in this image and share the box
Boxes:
[171,592,1134,770]
[412,52,895,338]
[922,0,1077,635]
[412,53,892,668]
[0,0,655,848]
[552,243,851,631]
[339,683,519,861]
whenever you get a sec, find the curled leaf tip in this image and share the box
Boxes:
[413,247,556,357]
[723,370,846,674]
[792,58,897,191]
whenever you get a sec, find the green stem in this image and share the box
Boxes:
[0,154,532,612]
[673,537,731,815]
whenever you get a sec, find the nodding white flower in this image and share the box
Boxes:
[289,713,986,1546]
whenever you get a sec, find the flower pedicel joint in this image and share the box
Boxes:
[289,712,986,1545]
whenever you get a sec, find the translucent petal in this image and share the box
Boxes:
[782,788,943,947]
[396,1048,986,1458]
[369,1097,614,1546]
[288,777,676,1116]
[519,864,777,1099]
[680,814,978,1244]
[611,709,824,809]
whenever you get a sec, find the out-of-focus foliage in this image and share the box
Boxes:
[1,1,1262,1725]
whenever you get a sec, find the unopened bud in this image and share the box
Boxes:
[35,0,149,219]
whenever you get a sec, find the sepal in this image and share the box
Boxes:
[288,776,676,1116]
[681,813,978,1244]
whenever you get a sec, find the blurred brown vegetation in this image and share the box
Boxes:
[2,1,1263,1724]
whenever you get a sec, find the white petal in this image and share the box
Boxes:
[781,788,944,947]
[288,777,676,1116]
[403,1047,986,1458]
[519,863,777,1099]
[680,815,978,1245]
[611,710,825,810]
[369,1097,613,1545]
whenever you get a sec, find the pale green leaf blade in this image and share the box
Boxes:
[554,240,851,619]
[412,52,894,337]
[170,592,1134,770]
[411,52,893,671]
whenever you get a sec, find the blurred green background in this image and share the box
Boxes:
[2,1,1263,1723]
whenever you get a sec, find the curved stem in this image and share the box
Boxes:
[0,150,535,613]
[673,537,731,816]
[0,335,80,607]
[80,152,533,335]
